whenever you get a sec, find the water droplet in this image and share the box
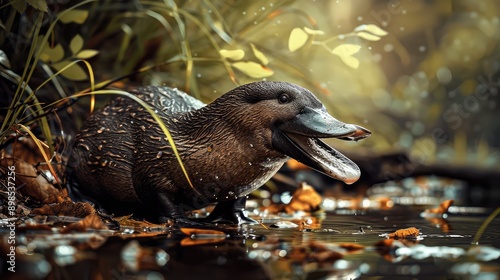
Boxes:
[100,160,109,167]
[156,151,163,158]
[419,45,426,52]
[130,120,134,124]
[248,162,252,166]
[199,178,203,182]
[261,6,265,10]
[249,143,254,148]
[98,145,103,151]
[215,175,219,180]
[97,127,105,133]
[357,16,363,21]
[242,11,246,15]
[196,73,202,78]
[383,43,394,52]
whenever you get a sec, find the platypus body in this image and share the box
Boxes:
[68,81,370,224]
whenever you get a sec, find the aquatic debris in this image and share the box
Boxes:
[422,199,454,216]
[180,228,227,246]
[383,227,421,239]
[60,213,108,233]
[31,201,95,217]
[271,221,299,228]
[264,182,323,214]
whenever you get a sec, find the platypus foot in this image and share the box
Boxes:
[204,196,258,225]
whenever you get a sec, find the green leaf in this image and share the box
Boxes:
[354,24,388,36]
[303,27,325,35]
[76,49,99,59]
[40,43,64,63]
[357,32,381,41]
[11,1,27,14]
[331,44,361,69]
[232,61,274,78]
[70,34,84,55]
[27,0,48,12]
[219,49,245,60]
[288,28,308,52]
[60,10,89,24]
[51,60,88,81]
[251,44,269,65]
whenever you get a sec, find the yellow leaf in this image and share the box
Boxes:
[51,61,88,81]
[76,49,99,59]
[70,35,84,55]
[303,27,325,35]
[331,44,361,69]
[219,49,245,60]
[250,44,269,65]
[288,28,308,52]
[354,24,388,36]
[40,43,64,63]
[232,61,274,78]
[60,10,89,24]
[338,55,359,69]
[331,44,361,56]
[357,32,381,41]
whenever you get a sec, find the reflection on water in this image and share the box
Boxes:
[1,204,499,279]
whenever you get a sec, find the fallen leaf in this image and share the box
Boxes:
[425,199,454,214]
[387,227,420,239]
[60,213,108,233]
[284,182,322,214]
[31,201,95,217]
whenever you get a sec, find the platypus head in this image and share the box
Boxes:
[216,81,371,185]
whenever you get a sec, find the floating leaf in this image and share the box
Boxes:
[303,27,325,35]
[232,61,273,78]
[27,0,48,12]
[288,28,308,52]
[51,60,88,81]
[357,31,382,41]
[354,24,388,36]
[219,49,245,60]
[70,34,84,55]
[60,9,89,24]
[250,43,269,65]
[76,49,99,59]
[331,44,361,69]
[40,43,64,63]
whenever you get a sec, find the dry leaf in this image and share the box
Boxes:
[31,201,95,217]
[284,182,322,214]
[60,213,108,233]
[425,199,454,214]
[387,227,420,239]
[288,28,308,52]
[0,157,65,204]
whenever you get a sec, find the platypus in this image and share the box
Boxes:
[68,81,370,225]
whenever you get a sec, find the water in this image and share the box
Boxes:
[2,205,498,279]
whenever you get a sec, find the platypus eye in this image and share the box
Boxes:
[278,93,290,104]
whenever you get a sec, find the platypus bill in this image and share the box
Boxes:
[68,81,370,225]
